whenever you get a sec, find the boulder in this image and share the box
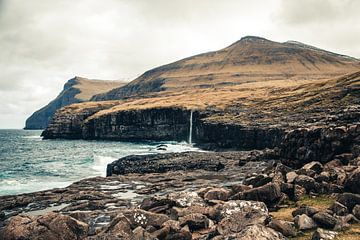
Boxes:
[268,219,297,237]
[292,205,319,217]
[337,193,360,211]
[216,200,269,235]
[229,184,251,196]
[167,191,205,207]
[294,214,317,230]
[344,167,360,194]
[329,202,348,216]
[140,196,176,213]
[311,228,338,240]
[243,174,272,187]
[132,226,157,240]
[312,212,338,229]
[2,213,88,240]
[302,161,323,174]
[352,204,360,219]
[123,209,170,229]
[286,171,298,183]
[315,171,330,183]
[242,183,282,206]
[101,213,132,238]
[179,213,209,231]
[293,175,316,192]
[293,185,307,201]
[204,188,230,201]
[324,159,343,171]
[233,224,286,240]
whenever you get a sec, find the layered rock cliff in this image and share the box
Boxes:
[25,76,126,129]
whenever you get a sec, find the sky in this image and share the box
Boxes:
[0,0,359,128]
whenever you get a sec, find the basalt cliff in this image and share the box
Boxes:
[24,76,126,129]
[42,37,360,161]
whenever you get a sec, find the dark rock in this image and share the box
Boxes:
[132,226,157,240]
[243,174,272,187]
[242,183,282,206]
[293,175,316,192]
[324,160,343,171]
[229,184,251,195]
[352,204,360,219]
[140,196,176,213]
[315,171,330,183]
[203,188,230,201]
[329,202,348,216]
[302,161,323,174]
[344,167,360,194]
[337,193,360,211]
[312,212,338,229]
[294,214,317,230]
[268,219,297,237]
[292,205,319,217]
[107,152,230,176]
[179,213,209,231]
[293,185,307,201]
[311,228,338,240]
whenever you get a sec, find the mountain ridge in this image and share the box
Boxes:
[92,36,360,101]
[25,77,126,129]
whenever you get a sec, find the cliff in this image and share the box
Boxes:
[24,76,126,129]
[42,37,360,164]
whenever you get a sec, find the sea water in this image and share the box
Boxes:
[0,129,200,196]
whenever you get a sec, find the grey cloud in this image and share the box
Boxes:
[0,0,359,128]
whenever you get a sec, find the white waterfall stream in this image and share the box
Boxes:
[188,111,193,144]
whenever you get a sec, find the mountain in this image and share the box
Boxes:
[42,36,360,144]
[24,77,126,129]
[92,36,360,101]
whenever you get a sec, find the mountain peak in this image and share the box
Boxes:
[239,36,269,42]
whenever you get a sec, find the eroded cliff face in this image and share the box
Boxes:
[41,101,121,139]
[82,108,192,141]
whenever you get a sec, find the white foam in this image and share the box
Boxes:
[92,155,118,177]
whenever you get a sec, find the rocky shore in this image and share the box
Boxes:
[1,148,360,239]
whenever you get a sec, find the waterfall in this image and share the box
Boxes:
[188,110,193,144]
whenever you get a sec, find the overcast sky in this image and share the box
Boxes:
[0,0,359,128]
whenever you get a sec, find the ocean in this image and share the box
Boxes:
[0,129,199,196]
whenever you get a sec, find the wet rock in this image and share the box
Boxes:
[233,224,286,240]
[329,202,348,216]
[292,205,319,217]
[268,219,297,237]
[302,161,323,174]
[2,212,88,240]
[337,193,360,211]
[179,213,209,231]
[344,167,360,194]
[352,204,360,219]
[242,183,282,206]
[312,212,338,229]
[294,214,317,230]
[293,175,316,192]
[123,209,170,229]
[203,188,230,201]
[107,152,226,176]
[311,228,338,240]
[286,171,298,183]
[243,174,272,187]
[140,196,176,213]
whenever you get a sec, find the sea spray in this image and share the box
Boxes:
[188,110,193,144]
